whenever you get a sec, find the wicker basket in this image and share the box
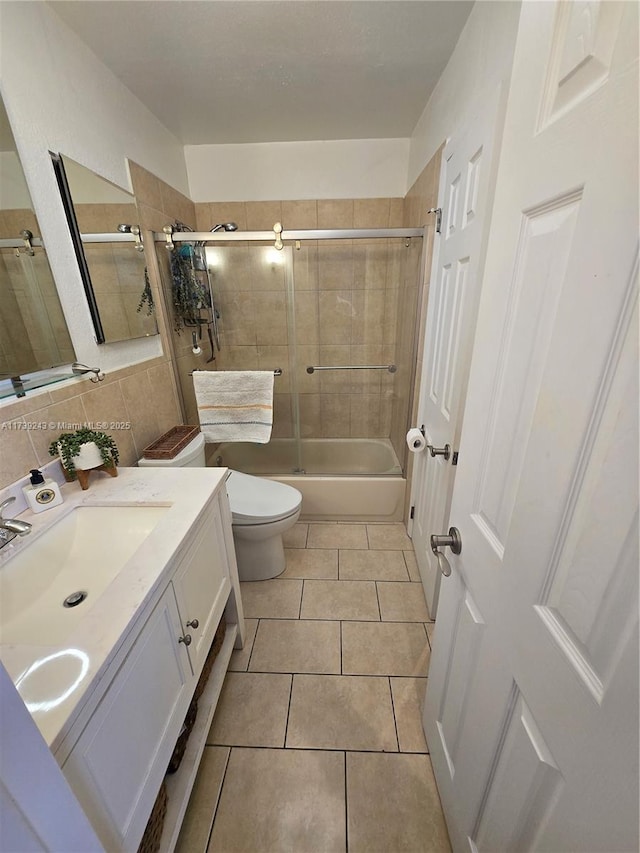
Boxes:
[142,426,200,460]
[194,620,227,701]
[166,698,198,775]
[137,780,167,853]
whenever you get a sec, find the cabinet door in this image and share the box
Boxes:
[171,494,231,677]
[62,587,192,851]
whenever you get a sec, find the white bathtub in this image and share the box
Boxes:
[210,438,405,521]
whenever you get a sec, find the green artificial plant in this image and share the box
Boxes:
[49,427,119,478]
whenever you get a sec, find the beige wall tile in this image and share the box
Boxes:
[282,200,318,229]
[318,291,353,345]
[354,198,391,228]
[119,370,161,455]
[318,199,354,229]
[254,292,288,345]
[129,161,163,212]
[321,393,351,438]
[245,201,282,231]
[298,393,320,438]
[79,381,138,466]
[208,202,248,232]
[26,396,87,467]
[294,290,319,346]
[0,420,39,486]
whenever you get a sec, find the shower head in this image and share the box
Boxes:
[210,222,238,233]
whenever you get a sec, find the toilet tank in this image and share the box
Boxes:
[138,433,206,468]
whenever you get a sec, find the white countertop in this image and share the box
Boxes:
[0,466,229,753]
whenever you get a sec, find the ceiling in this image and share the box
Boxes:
[48,0,474,145]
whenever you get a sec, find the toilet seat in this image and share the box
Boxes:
[226,470,302,526]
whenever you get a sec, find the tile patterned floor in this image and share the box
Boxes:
[176,522,450,853]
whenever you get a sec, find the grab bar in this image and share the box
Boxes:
[306,364,396,374]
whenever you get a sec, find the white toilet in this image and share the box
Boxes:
[138,433,302,581]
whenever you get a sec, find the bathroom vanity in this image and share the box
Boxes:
[0,467,244,852]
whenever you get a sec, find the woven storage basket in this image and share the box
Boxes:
[166,698,198,775]
[142,426,200,460]
[194,620,227,701]
[137,780,167,853]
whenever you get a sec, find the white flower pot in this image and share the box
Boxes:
[60,440,105,471]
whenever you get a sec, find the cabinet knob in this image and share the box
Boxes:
[178,634,192,646]
[186,618,199,629]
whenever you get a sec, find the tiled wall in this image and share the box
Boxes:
[193,198,405,439]
[0,163,189,491]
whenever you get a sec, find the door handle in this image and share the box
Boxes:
[428,444,451,461]
[430,527,462,577]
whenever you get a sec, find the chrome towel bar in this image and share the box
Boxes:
[306,364,396,374]
[189,368,283,376]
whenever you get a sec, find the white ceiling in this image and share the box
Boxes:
[48,0,474,145]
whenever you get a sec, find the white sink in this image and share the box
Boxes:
[0,506,168,646]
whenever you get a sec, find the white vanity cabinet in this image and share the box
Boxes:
[171,500,230,677]
[58,487,243,853]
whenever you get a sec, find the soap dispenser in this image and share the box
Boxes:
[22,469,63,513]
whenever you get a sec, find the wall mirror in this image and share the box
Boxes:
[0,94,77,398]
[50,153,158,345]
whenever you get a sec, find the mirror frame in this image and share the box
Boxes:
[50,151,106,343]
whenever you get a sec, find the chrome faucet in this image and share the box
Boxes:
[0,497,32,548]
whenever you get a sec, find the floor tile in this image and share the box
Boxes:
[339,549,409,581]
[240,579,303,619]
[280,548,338,579]
[366,523,413,550]
[282,522,308,548]
[390,677,429,753]
[342,621,430,676]
[208,748,346,852]
[301,579,379,620]
[346,753,450,852]
[207,672,291,747]
[249,619,341,674]
[228,618,258,672]
[286,674,397,751]
[403,549,421,582]
[377,581,430,622]
[307,522,368,549]
[175,746,229,853]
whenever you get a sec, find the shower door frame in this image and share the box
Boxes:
[154,224,427,473]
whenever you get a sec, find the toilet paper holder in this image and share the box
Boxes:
[418,425,452,461]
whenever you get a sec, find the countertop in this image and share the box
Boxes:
[0,466,229,753]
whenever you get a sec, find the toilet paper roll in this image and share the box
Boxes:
[406,428,426,453]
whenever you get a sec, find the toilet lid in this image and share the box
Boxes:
[226,471,302,524]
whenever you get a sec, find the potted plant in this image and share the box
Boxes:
[49,427,119,479]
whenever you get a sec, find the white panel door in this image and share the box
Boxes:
[410,92,503,619]
[424,2,639,851]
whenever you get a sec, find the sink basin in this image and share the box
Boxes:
[0,505,168,646]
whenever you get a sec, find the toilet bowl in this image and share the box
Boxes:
[138,433,302,581]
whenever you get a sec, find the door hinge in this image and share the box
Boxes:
[427,207,442,234]
[452,451,459,466]
[410,505,415,520]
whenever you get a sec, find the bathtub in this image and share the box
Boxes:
[210,438,406,522]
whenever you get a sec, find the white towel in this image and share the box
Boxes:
[193,370,274,444]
